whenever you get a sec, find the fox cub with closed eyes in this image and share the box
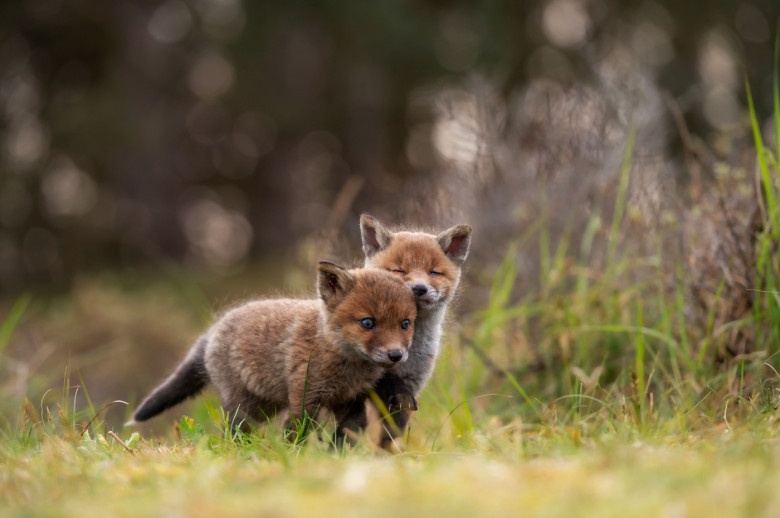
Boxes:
[340,214,472,448]
[127,262,417,441]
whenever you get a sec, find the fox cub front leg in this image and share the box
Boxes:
[334,373,417,449]
[373,371,417,449]
[376,372,418,413]
[331,397,369,447]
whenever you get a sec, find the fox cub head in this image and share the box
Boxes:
[317,261,417,366]
[359,214,472,313]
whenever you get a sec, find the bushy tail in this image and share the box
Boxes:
[128,334,210,424]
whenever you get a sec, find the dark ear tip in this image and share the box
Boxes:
[317,261,343,272]
[360,213,378,225]
[444,224,472,238]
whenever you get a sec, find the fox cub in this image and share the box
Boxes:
[128,262,417,441]
[352,214,472,447]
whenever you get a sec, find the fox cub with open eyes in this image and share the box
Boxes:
[127,262,417,441]
[340,214,471,448]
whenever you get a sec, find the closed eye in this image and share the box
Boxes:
[390,268,407,274]
[429,271,443,276]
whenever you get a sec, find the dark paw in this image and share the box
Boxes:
[387,393,418,412]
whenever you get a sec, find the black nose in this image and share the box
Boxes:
[387,350,404,363]
[411,284,428,297]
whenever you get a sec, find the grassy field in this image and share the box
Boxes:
[3,416,780,518]
[2,349,780,518]
[2,210,779,518]
[2,60,780,518]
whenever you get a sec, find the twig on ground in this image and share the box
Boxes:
[108,430,135,455]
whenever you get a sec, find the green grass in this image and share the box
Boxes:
[2,422,780,518]
[2,378,780,518]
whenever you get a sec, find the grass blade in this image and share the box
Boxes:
[774,22,780,159]
[746,78,777,235]
[0,294,31,360]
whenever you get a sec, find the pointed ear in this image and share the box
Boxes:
[317,262,356,304]
[360,213,393,257]
[437,224,472,266]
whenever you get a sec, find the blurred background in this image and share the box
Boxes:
[1,0,778,433]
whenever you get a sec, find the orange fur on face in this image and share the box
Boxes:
[328,271,418,364]
[367,231,461,312]
[360,214,471,315]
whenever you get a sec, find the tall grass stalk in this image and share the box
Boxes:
[746,81,778,233]
[0,294,31,359]
[774,26,780,161]
[634,300,646,417]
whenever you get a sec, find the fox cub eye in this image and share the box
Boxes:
[390,268,406,274]
[359,318,376,330]
[400,319,410,330]
[429,271,443,276]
